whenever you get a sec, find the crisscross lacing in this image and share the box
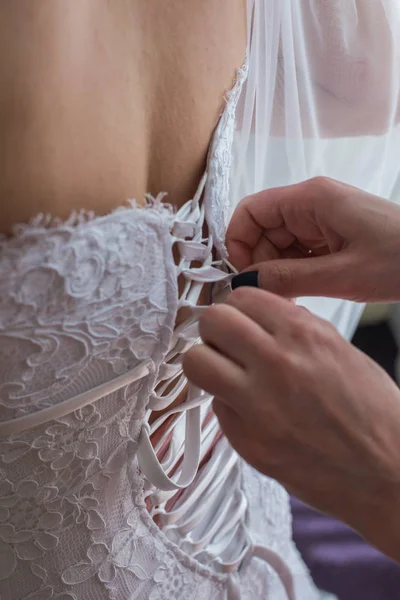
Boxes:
[0,171,295,599]
[137,173,296,600]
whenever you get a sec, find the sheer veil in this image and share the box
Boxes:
[231,0,400,336]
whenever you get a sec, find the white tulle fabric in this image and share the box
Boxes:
[1,2,400,599]
[233,0,400,333]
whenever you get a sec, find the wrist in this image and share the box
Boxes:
[367,485,400,562]
[347,480,400,563]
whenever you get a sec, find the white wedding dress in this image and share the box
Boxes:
[1,2,400,599]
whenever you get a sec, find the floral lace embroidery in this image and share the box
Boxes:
[0,56,320,600]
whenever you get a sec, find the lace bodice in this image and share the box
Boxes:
[0,58,321,600]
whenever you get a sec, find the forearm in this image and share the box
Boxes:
[333,399,400,564]
[350,483,400,563]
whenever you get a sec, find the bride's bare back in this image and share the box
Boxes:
[0,0,246,234]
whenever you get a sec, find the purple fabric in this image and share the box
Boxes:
[291,497,400,600]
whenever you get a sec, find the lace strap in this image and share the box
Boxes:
[137,385,205,491]
[0,360,152,437]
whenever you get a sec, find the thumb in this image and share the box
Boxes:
[232,253,358,299]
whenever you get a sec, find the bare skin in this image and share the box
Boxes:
[184,179,400,563]
[0,1,247,428]
[0,0,246,233]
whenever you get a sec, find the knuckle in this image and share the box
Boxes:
[307,321,327,343]
[269,346,291,368]
[262,347,303,383]
[287,312,330,346]
[287,314,308,340]
[307,176,343,207]
[319,317,338,336]
[239,194,252,207]
[309,175,336,191]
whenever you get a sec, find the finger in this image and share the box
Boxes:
[264,227,297,250]
[199,304,274,367]
[226,287,303,336]
[252,232,281,263]
[257,230,324,261]
[226,198,281,272]
[213,400,267,471]
[254,252,359,299]
[280,248,311,260]
[212,398,245,444]
[253,231,313,262]
[226,179,335,271]
[182,344,246,399]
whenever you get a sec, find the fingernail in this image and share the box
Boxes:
[231,271,259,290]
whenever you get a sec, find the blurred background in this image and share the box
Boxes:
[291,304,400,600]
